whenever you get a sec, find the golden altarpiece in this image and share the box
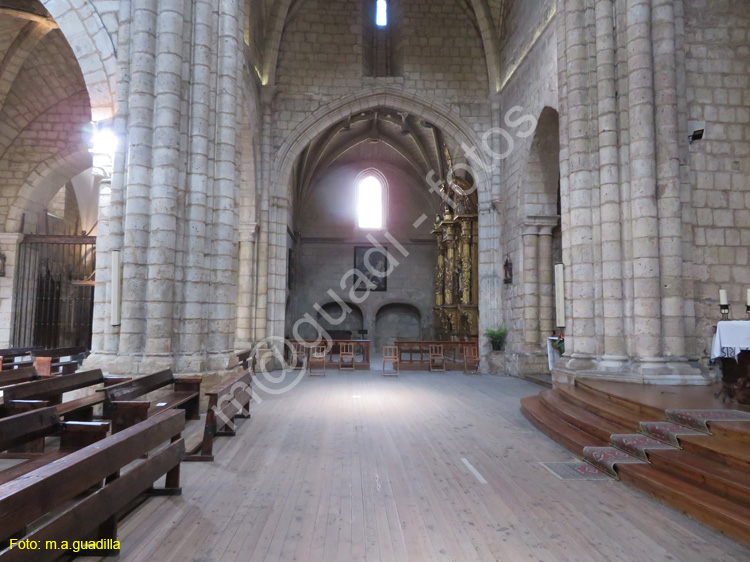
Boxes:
[432,148,479,339]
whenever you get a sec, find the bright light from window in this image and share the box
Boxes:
[357,176,384,229]
[376,0,388,27]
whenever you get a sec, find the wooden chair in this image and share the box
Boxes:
[0,410,185,559]
[101,369,201,433]
[463,345,480,374]
[309,346,327,375]
[429,344,445,372]
[185,369,253,462]
[292,342,307,369]
[339,343,355,370]
[382,346,399,376]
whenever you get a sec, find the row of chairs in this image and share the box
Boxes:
[383,344,480,375]
[292,343,480,376]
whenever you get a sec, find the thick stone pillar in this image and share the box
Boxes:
[119,0,157,356]
[652,0,686,359]
[144,0,186,364]
[564,0,597,365]
[596,0,627,366]
[627,0,662,363]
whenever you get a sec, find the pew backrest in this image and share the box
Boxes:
[3,369,104,403]
[103,369,175,402]
[0,409,185,549]
[0,366,38,388]
[0,407,60,451]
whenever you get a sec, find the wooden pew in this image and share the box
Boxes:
[185,369,253,462]
[2,370,127,420]
[0,410,185,560]
[0,406,109,484]
[237,349,253,370]
[0,348,39,371]
[0,366,39,389]
[102,369,201,433]
[31,346,88,377]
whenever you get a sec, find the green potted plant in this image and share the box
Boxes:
[485,328,508,351]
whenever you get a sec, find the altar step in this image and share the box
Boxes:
[521,383,750,545]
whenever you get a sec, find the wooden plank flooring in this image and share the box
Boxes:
[84,372,750,562]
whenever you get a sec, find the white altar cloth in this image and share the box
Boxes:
[710,321,750,360]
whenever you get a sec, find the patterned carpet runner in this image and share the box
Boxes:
[609,434,678,462]
[539,462,611,481]
[665,409,750,433]
[582,446,646,479]
[639,421,705,447]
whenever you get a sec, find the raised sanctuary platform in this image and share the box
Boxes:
[521,379,750,546]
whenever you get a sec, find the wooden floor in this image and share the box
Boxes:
[86,372,750,562]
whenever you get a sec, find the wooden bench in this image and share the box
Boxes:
[0,366,39,389]
[0,348,39,371]
[0,409,184,560]
[102,369,201,433]
[2,370,127,420]
[185,369,253,462]
[31,346,88,377]
[0,406,110,484]
[237,349,253,371]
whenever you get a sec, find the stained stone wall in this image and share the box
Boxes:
[2,0,749,381]
[685,0,750,352]
[486,0,558,376]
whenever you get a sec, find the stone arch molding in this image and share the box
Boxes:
[5,147,92,232]
[274,87,491,201]
[41,0,117,120]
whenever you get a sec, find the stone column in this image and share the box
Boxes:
[596,0,627,366]
[538,226,555,342]
[144,0,186,364]
[0,233,23,348]
[119,0,157,356]
[90,176,113,355]
[180,0,212,366]
[522,225,540,349]
[236,223,258,349]
[564,0,597,364]
[626,0,662,362]
[653,0,685,359]
[207,0,241,369]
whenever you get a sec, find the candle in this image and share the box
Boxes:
[555,264,566,328]
[719,289,728,306]
[746,289,750,307]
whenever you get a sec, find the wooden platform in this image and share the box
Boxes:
[522,378,750,546]
[83,373,749,561]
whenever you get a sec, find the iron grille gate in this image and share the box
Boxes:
[12,235,96,349]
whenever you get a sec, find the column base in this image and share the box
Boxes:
[552,356,717,386]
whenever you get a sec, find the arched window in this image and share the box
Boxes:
[356,172,386,229]
[363,0,400,77]
[376,0,388,27]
